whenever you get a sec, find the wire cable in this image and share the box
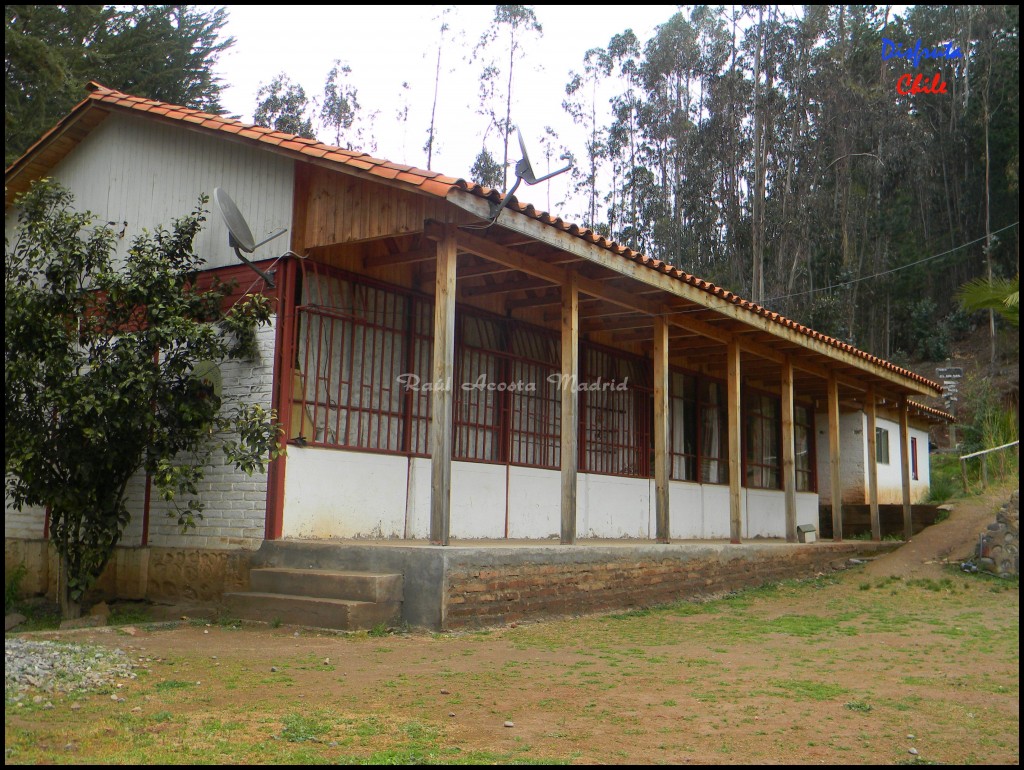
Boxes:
[763,221,1019,305]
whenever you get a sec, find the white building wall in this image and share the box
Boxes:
[4,499,47,540]
[507,466,561,539]
[796,492,819,530]
[578,474,651,539]
[814,410,932,505]
[147,322,276,549]
[451,462,507,538]
[702,485,733,538]
[874,416,931,503]
[745,489,782,538]
[815,411,868,504]
[119,472,149,547]
[6,113,294,271]
[405,458,433,539]
[669,481,703,539]
[281,450,817,541]
[283,447,408,539]
[6,111,291,550]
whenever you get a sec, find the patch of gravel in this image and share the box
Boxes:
[5,638,137,704]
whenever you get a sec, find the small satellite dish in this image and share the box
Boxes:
[213,187,288,288]
[483,126,573,227]
[214,188,257,253]
[513,127,572,186]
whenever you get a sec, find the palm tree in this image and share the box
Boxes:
[958,274,1019,328]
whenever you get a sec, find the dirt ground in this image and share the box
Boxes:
[6,485,1019,765]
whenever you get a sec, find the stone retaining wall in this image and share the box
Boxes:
[443,542,894,629]
[978,490,1019,578]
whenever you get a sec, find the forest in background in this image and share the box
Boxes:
[5,5,1019,368]
[551,5,1019,370]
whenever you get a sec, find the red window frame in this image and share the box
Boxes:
[290,263,572,473]
[668,368,729,485]
[743,391,781,490]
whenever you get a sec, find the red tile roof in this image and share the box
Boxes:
[908,401,956,423]
[5,82,944,397]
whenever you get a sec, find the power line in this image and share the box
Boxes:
[764,221,1019,305]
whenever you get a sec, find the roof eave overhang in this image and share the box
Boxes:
[5,98,110,207]
[445,188,941,400]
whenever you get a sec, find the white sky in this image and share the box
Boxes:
[216,5,681,217]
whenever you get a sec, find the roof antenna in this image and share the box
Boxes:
[213,187,291,288]
[480,127,572,228]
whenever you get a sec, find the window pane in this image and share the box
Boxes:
[876,427,890,464]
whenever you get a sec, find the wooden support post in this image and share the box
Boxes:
[429,226,457,545]
[827,373,843,542]
[727,341,742,544]
[780,357,797,543]
[560,276,579,545]
[654,316,670,543]
[265,164,311,542]
[960,457,969,493]
[899,396,913,541]
[866,387,881,542]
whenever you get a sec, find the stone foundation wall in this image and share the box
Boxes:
[443,542,891,629]
[4,539,252,604]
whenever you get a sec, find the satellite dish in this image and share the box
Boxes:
[514,127,572,186]
[482,126,573,227]
[214,188,257,253]
[213,187,288,288]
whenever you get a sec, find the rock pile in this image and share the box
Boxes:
[4,639,137,704]
[977,489,1019,578]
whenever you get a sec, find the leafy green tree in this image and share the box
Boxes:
[564,47,612,229]
[5,181,282,618]
[470,146,504,189]
[90,6,233,113]
[5,5,234,165]
[319,61,361,148]
[254,73,315,138]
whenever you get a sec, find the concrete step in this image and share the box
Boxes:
[223,591,401,631]
[249,568,403,603]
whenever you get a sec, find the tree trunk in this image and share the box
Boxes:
[426,45,442,169]
[751,6,764,304]
[983,66,995,369]
[58,551,82,620]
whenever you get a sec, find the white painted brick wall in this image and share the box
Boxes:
[130,320,278,550]
[120,471,149,547]
[4,471,149,543]
[4,495,46,540]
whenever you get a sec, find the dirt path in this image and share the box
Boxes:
[862,485,1012,580]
